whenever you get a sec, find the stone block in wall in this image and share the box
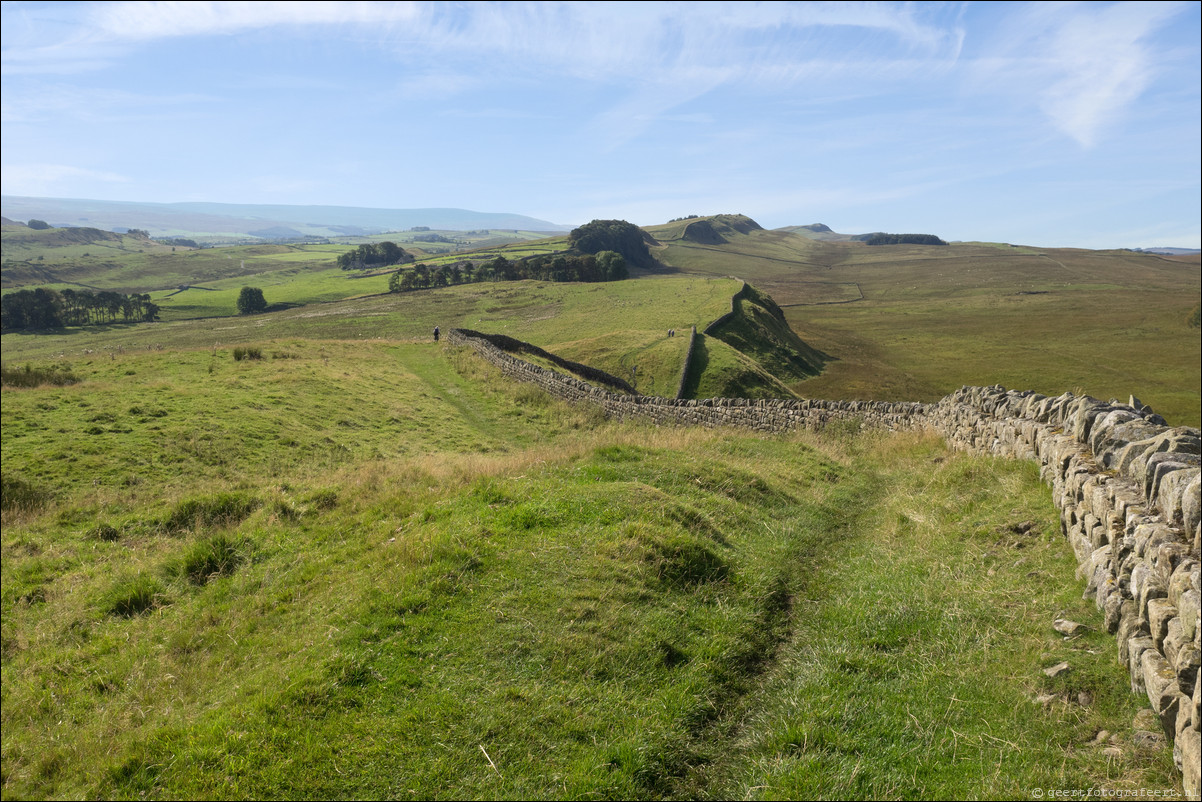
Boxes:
[1083,543,1112,584]
[1114,428,1200,480]
[1147,597,1178,651]
[1104,589,1125,633]
[1170,561,1199,606]
[1179,590,1201,643]
[1108,484,1144,522]
[1175,692,1194,744]
[1187,673,1197,735]
[1068,523,1093,564]
[1178,728,1200,799]
[1174,640,1200,694]
[1135,521,1181,559]
[1091,410,1149,461]
[1146,455,1201,515]
[1119,602,1149,663]
[1141,648,1181,735]
[1157,466,1201,530]
[1129,635,1157,694]
[1185,474,1201,537]
[1069,397,1109,443]
[1153,541,1193,586]
[1104,511,1126,547]
[1133,562,1168,619]
[1166,617,1189,667]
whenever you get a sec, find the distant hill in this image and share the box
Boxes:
[1133,247,1201,256]
[777,223,860,242]
[0,196,573,241]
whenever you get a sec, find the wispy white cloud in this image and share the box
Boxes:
[968,1,1191,147]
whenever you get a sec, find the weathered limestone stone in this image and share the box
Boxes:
[1141,648,1181,734]
[1180,589,1201,643]
[1178,728,1200,799]
[1103,591,1125,633]
[1119,603,1150,664]
[1053,619,1086,637]
[1147,598,1179,651]
[1158,466,1202,528]
[1184,473,1201,536]
[1129,636,1157,694]
[1165,617,1188,667]
[1174,641,1200,694]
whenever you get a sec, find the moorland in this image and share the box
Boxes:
[1,211,1198,799]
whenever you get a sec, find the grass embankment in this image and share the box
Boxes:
[1,344,1179,799]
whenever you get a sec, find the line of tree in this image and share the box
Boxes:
[858,233,948,246]
[154,237,201,248]
[1,288,159,332]
[388,251,627,293]
[336,241,414,270]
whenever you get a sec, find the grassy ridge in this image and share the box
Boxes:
[0,277,745,401]
[647,218,1201,426]
[1,345,1178,798]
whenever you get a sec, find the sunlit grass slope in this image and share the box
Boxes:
[648,216,1201,426]
[1,345,1178,799]
[1,276,745,397]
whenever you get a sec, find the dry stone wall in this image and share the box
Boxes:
[445,328,1202,795]
[932,386,1200,795]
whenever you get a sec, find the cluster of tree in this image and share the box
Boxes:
[237,287,268,315]
[388,251,627,293]
[858,233,947,246]
[1,287,159,332]
[26,219,52,230]
[412,233,454,243]
[568,219,655,268]
[154,237,201,248]
[668,215,701,222]
[336,241,414,270]
[123,228,151,239]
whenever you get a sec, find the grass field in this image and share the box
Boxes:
[8,215,1197,424]
[1,343,1180,799]
[644,217,1201,427]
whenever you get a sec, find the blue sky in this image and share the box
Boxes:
[2,1,1199,248]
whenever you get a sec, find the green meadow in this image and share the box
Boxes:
[1,341,1179,799]
[1,214,1195,798]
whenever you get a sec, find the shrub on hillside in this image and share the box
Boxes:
[1,473,53,512]
[162,491,259,533]
[233,347,262,361]
[104,575,166,617]
[177,534,244,585]
[0,362,80,388]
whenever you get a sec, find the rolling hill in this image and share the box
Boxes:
[0,195,572,242]
[1,207,1193,798]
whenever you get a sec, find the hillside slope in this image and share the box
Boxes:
[1,341,1177,798]
[647,214,1201,426]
